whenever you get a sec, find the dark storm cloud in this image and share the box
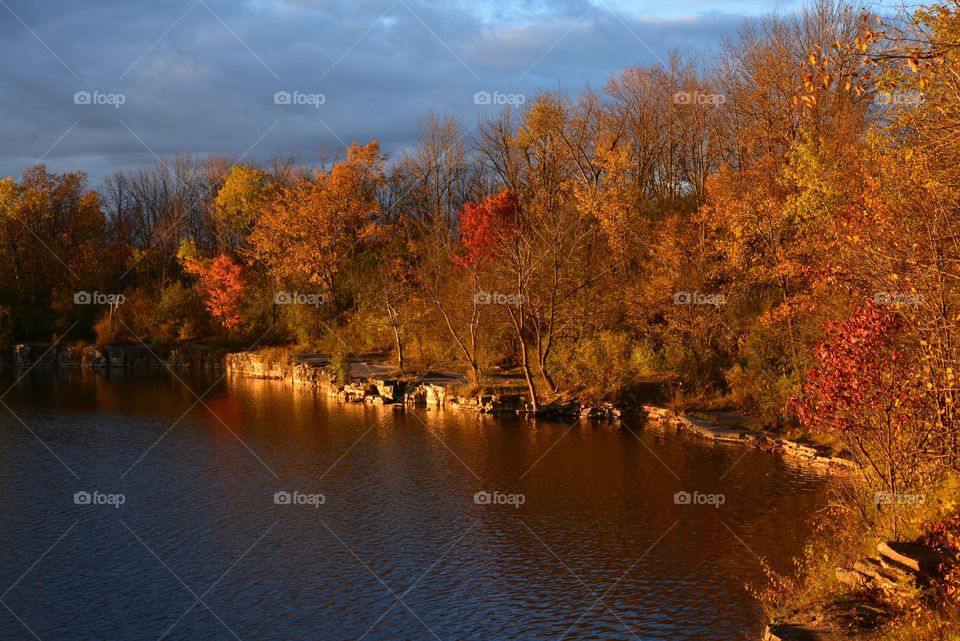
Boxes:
[0,0,754,185]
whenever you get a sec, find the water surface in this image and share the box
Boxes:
[0,369,827,640]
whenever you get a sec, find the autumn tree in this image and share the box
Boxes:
[213,165,272,251]
[0,166,105,338]
[478,96,608,410]
[250,141,385,310]
[184,253,246,330]
[790,302,930,499]
[396,114,493,382]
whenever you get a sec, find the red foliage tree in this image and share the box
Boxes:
[186,254,245,330]
[454,188,520,269]
[788,301,924,490]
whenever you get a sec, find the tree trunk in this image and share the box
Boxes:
[519,338,540,414]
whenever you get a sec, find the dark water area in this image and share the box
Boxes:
[0,368,829,640]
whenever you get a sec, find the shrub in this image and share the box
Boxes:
[555,331,642,399]
[151,283,208,342]
[332,346,352,385]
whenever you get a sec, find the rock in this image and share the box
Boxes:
[81,346,108,368]
[780,439,818,459]
[405,388,426,405]
[640,405,672,421]
[480,395,520,414]
[371,379,401,402]
[764,623,822,641]
[835,566,868,589]
[852,557,916,590]
[424,384,446,407]
[15,343,68,366]
[878,541,948,577]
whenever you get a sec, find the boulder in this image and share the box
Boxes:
[424,384,446,407]
[878,541,948,577]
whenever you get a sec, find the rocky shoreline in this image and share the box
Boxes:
[221,351,857,474]
[765,540,952,641]
[4,344,856,474]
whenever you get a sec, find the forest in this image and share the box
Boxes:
[3,1,960,632]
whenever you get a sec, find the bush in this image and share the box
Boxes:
[258,346,291,370]
[93,313,119,347]
[726,362,799,422]
[555,331,646,399]
[332,346,352,385]
[151,283,209,342]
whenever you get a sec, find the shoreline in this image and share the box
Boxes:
[220,351,857,475]
[3,342,858,475]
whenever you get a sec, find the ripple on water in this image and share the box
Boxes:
[0,369,828,641]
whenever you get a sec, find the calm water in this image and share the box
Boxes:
[0,369,828,641]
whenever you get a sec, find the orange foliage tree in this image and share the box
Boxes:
[185,253,245,330]
[250,141,385,308]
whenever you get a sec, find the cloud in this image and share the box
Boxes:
[0,0,757,185]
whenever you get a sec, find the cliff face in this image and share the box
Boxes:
[10,343,223,369]
[224,352,330,386]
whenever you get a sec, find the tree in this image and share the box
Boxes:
[790,302,928,497]
[184,253,246,330]
[250,142,385,309]
[213,165,271,250]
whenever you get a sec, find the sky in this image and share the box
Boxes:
[0,0,881,185]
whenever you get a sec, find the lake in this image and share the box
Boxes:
[0,368,828,640]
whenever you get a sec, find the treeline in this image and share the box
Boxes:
[2,1,958,442]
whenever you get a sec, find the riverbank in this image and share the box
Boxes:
[220,350,857,474]
[5,342,856,473]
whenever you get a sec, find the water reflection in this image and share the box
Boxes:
[0,369,827,641]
